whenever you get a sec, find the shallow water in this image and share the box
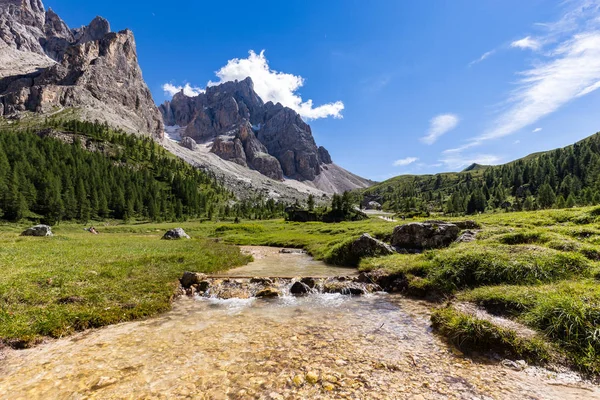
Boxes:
[223,246,357,277]
[0,248,598,399]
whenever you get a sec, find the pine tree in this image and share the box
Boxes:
[537,183,557,209]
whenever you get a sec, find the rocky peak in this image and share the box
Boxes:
[160,77,335,181]
[72,16,110,44]
[44,8,71,39]
[0,1,164,138]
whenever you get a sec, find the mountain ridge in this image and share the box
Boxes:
[0,0,372,199]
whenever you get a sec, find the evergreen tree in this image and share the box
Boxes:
[537,183,557,209]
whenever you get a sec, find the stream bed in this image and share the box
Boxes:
[0,247,598,399]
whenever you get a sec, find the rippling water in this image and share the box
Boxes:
[0,248,598,399]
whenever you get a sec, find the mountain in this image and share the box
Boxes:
[361,132,600,214]
[0,0,371,201]
[0,0,163,138]
[159,77,372,194]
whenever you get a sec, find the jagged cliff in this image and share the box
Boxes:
[0,0,163,137]
[159,77,369,193]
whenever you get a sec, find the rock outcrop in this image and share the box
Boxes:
[160,77,343,182]
[391,222,460,250]
[0,0,163,138]
[180,136,197,151]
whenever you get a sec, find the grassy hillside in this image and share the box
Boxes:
[362,131,600,215]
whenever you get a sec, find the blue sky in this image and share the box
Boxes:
[47,0,600,181]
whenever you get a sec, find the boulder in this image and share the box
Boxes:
[350,233,396,259]
[21,224,53,237]
[180,136,197,151]
[162,228,191,240]
[180,271,206,288]
[391,222,460,250]
[290,281,312,295]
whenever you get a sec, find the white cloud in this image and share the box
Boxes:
[510,36,542,51]
[514,140,521,144]
[451,2,600,153]
[440,154,501,170]
[161,50,344,120]
[393,157,419,167]
[481,32,600,142]
[469,50,495,66]
[532,127,543,133]
[162,83,204,97]
[421,114,460,145]
[208,50,344,120]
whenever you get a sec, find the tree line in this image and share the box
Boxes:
[363,131,600,215]
[0,119,286,224]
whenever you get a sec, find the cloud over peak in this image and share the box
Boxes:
[163,50,344,120]
[162,83,204,97]
[421,114,460,145]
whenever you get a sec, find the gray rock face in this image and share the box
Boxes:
[21,224,53,236]
[210,122,284,180]
[162,228,191,240]
[180,136,197,151]
[159,77,332,182]
[318,146,332,164]
[391,222,460,250]
[0,1,164,138]
[0,0,47,54]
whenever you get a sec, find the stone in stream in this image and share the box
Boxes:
[290,281,312,295]
[255,287,281,298]
[180,272,206,288]
[300,277,317,288]
[391,222,460,250]
[21,224,53,237]
[250,277,273,285]
[162,228,191,240]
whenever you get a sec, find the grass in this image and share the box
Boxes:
[431,306,551,363]
[461,281,600,374]
[0,225,251,347]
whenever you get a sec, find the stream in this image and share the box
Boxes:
[0,247,598,399]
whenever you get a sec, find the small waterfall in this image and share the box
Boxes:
[182,276,381,300]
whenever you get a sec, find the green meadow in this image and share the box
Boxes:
[1,206,599,374]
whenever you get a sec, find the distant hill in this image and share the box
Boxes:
[462,163,489,172]
[361,131,600,214]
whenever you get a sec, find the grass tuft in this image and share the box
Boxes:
[431,306,551,363]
